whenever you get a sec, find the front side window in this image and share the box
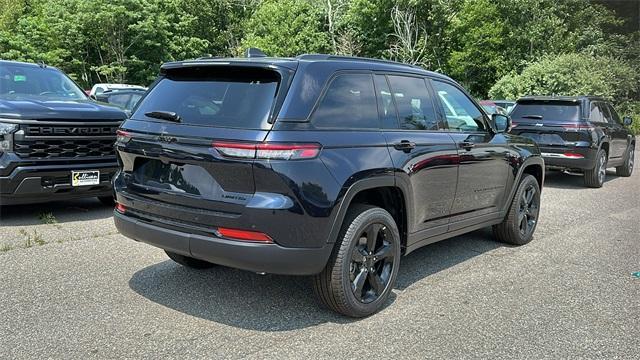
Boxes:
[0,63,86,100]
[432,80,486,132]
[387,75,438,130]
[607,103,622,125]
[311,73,378,129]
[133,67,279,130]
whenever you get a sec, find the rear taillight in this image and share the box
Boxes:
[212,141,321,160]
[563,152,585,159]
[116,129,132,144]
[561,124,594,131]
[216,227,273,243]
[115,202,127,213]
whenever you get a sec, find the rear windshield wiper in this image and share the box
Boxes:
[145,111,182,123]
[521,115,543,120]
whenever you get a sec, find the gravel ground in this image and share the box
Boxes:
[1,144,639,359]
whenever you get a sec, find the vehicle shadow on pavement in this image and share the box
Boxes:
[128,228,502,331]
[542,170,621,190]
[0,198,113,226]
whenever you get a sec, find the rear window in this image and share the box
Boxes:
[133,67,280,129]
[511,101,581,123]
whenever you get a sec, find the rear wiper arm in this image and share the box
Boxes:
[521,115,543,120]
[145,111,181,123]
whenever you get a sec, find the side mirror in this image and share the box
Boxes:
[491,114,511,133]
[623,116,633,126]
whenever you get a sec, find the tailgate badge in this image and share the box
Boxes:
[158,134,177,143]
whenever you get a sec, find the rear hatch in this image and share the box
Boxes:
[509,99,593,147]
[116,64,292,229]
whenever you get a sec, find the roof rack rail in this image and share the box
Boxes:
[296,54,422,69]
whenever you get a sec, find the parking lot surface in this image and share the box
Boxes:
[1,143,639,359]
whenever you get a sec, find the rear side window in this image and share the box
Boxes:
[133,67,279,129]
[311,73,378,129]
[589,103,606,123]
[373,75,398,129]
[511,101,581,123]
[387,75,438,130]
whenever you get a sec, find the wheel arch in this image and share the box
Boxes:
[326,176,409,251]
[503,155,545,213]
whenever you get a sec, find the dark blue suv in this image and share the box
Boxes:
[113,53,544,317]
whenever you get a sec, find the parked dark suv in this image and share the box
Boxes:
[0,60,127,205]
[113,53,544,317]
[510,96,634,188]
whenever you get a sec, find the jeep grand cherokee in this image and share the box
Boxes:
[113,52,544,317]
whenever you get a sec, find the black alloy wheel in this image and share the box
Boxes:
[349,223,396,304]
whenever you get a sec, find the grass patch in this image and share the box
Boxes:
[19,228,45,247]
[38,211,57,225]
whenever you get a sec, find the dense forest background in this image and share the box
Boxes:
[0,0,638,123]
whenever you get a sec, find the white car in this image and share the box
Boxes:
[89,83,146,97]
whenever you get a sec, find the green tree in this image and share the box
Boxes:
[489,53,638,103]
[241,0,330,57]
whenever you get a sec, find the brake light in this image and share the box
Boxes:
[115,203,127,213]
[217,227,273,243]
[561,124,594,131]
[563,152,585,159]
[212,141,321,160]
[116,129,132,144]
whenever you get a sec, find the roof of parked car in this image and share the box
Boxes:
[0,59,60,70]
[517,95,607,102]
[160,54,451,80]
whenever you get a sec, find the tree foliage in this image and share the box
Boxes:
[489,53,638,102]
[0,0,636,106]
[241,0,330,57]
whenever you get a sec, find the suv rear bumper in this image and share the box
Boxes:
[539,146,597,170]
[0,155,117,205]
[114,211,334,275]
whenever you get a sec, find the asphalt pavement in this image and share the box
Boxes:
[1,145,639,359]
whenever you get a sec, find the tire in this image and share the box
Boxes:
[584,149,607,188]
[312,204,401,318]
[493,174,541,246]
[615,145,634,177]
[98,196,115,206]
[165,251,216,269]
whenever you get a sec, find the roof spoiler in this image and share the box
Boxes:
[245,48,268,58]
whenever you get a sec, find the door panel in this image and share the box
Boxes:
[430,80,510,227]
[602,103,627,160]
[375,74,458,236]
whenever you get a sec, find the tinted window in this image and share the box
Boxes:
[312,73,378,129]
[387,75,438,130]
[607,103,622,125]
[108,94,132,108]
[0,63,86,100]
[373,75,398,129]
[432,80,486,131]
[590,103,606,123]
[511,101,581,123]
[133,68,279,129]
[599,102,617,125]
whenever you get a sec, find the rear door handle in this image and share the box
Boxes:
[460,141,475,150]
[393,140,416,153]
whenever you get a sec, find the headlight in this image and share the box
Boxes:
[0,122,18,152]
